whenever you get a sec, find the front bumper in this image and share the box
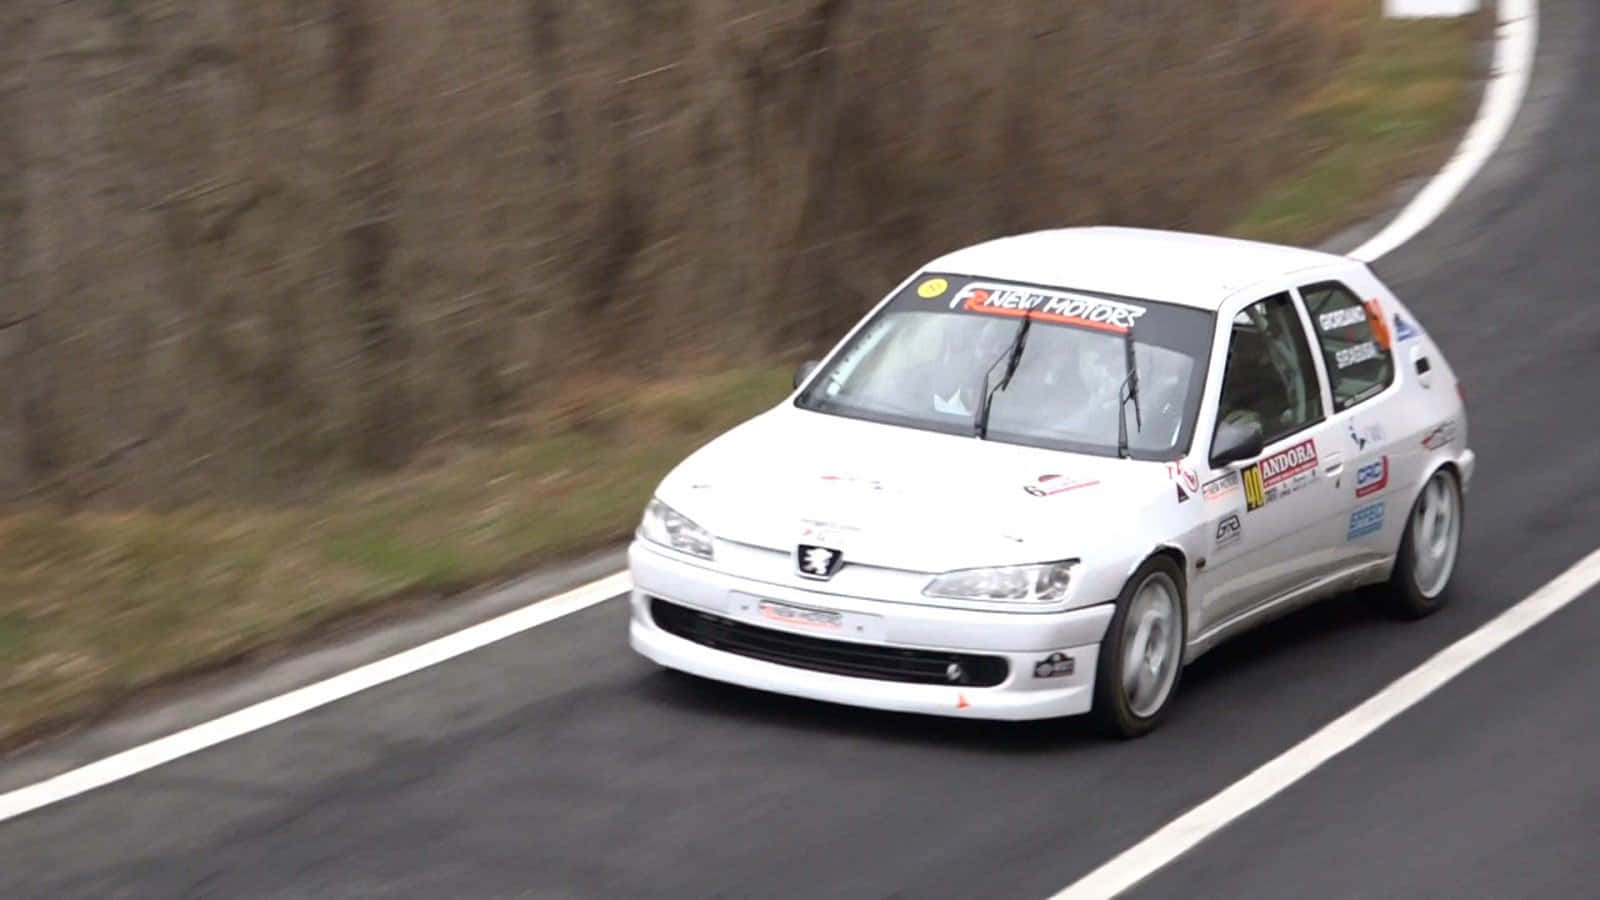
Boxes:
[627,540,1116,721]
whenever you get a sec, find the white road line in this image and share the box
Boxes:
[0,572,632,824]
[1051,546,1600,900]
[1050,3,1546,895]
[1349,0,1538,263]
[0,0,1545,833]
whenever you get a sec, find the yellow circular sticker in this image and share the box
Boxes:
[917,278,948,299]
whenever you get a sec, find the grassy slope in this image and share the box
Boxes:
[0,5,1484,752]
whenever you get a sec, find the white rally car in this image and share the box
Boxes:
[627,226,1473,737]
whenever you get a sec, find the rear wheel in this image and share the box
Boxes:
[1385,467,1463,619]
[1091,555,1187,739]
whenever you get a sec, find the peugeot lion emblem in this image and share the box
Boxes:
[796,544,844,580]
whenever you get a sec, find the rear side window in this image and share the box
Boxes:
[1300,281,1394,410]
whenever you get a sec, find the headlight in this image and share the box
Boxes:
[922,560,1077,605]
[638,498,714,560]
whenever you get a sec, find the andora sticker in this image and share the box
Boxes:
[1243,438,1318,511]
[1348,502,1385,540]
[1394,313,1422,342]
[1258,439,1318,489]
[917,277,949,299]
[1354,456,1389,498]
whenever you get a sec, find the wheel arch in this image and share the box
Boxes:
[1124,544,1189,595]
[1397,458,1467,552]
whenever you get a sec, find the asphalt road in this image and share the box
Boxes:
[1,1,1596,897]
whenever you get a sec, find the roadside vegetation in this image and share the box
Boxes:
[0,0,1484,752]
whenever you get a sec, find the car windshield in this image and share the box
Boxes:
[794,273,1216,459]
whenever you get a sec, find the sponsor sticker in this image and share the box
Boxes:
[1033,652,1075,679]
[1166,462,1200,499]
[1336,341,1381,368]
[1024,474,1101,497]
[1243,438,1318,511]
[1421,420,1459,450]
[1394,313,1422,342]
[1263,470,1316,504]
[1346,420,1387,450]
[1348,382,1387,405]
[1354,455,1389,498]
[952,282,1146,333]
[1348,502,1385,540]
[759,598,844,631]
[1318,306,1367,331]
[1243,466,1267,511]
[917,277,949,299]
[1258,439,1318,488]
[1214,513,1243,550]
[1202,470,1241,502]
[798,518,862,547]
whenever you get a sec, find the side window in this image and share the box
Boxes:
[1300,281,1394,410]
[1214,292,1324,448]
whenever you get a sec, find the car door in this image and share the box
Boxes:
[1193,290,1348,630]
[1296,278,1407,567]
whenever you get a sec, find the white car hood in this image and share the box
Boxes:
[657,405,1177,572]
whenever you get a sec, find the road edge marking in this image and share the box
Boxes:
[1051,543,1598,900]
[0,572,632,824]
[1349,0,1538,263]
[1052,3,1544,894]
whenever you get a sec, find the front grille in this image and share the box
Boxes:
[649,597,1009,687]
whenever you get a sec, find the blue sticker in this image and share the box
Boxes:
[1394,313,1421,342]
[1348,502,1386,540]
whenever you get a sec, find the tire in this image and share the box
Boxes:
[1385,466,1463,619]
[1090,554,1188,739]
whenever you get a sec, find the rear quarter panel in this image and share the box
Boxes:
[1344,264,1472,550]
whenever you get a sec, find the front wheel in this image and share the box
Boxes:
[1090,555,1187,739]
[1385,467,1463,619]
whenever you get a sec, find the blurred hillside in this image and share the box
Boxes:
[0,0,1362,506]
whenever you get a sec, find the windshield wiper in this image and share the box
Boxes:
[976,313,1033,439]
[1117,323,1142,458]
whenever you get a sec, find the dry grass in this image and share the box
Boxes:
[0,1,1487,753]
[0,366,791,749]
[1230,0,1487,244]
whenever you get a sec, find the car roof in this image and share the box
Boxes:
[920,226,1353,311]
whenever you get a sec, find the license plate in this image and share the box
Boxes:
[725,592,886,641]
[758,599,844,632]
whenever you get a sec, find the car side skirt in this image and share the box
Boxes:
[1183,558,1393,664]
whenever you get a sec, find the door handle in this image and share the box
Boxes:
[1323,452,1344,476]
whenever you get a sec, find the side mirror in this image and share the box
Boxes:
[1209,418,1264,469]
[794,359,820,390]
